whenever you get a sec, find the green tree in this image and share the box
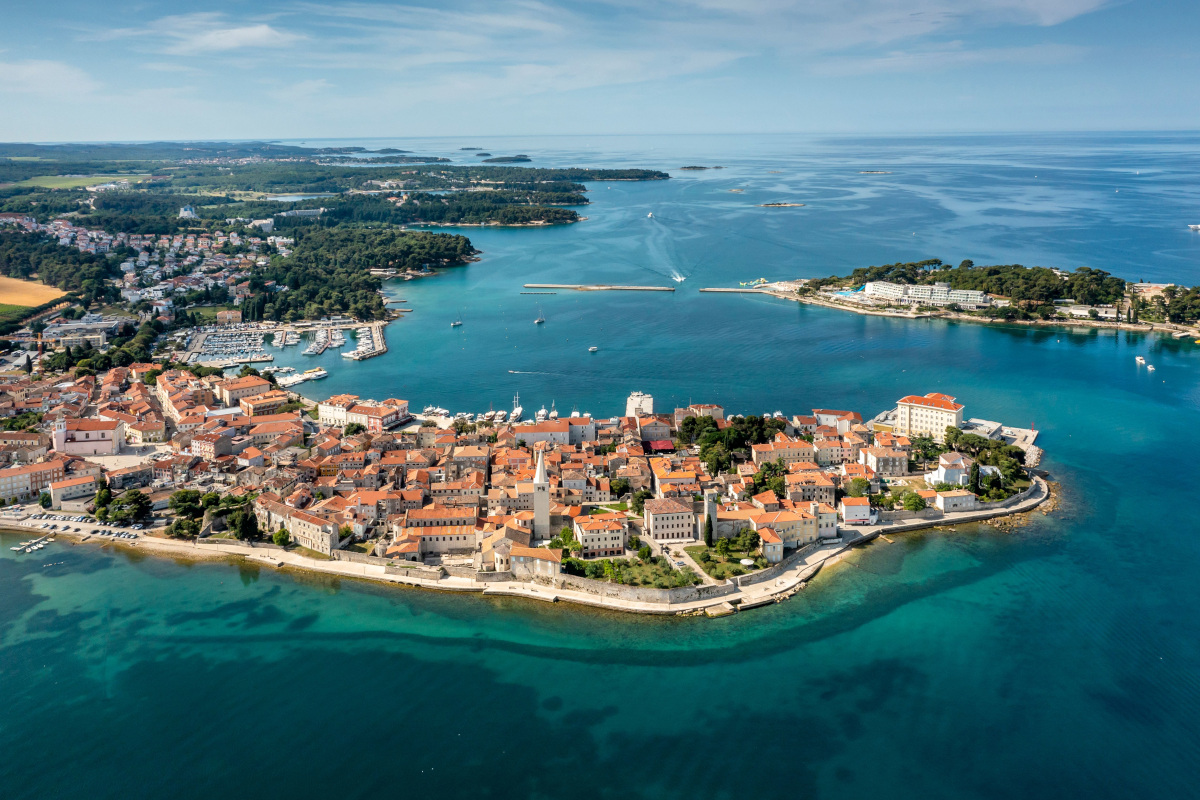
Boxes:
[609,477,630,498]
[38,491,51,508]
[630,489,654,516]
[227,508,260,541]
[343,422,366,436]
[910,435,936,469]
[273,528,291,546]
[715,537,732,558]
[944,426,962,449]
[902,492,926,512]
[704,514,714,547]
[968,462,981,494]
[22,355,32,373]
[168,489,203,519]
[846,477,871,497]
[108,489,152,523]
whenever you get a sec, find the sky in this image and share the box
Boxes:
[1,0,1197,141]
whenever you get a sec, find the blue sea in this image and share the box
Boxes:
[4,133,1200,799]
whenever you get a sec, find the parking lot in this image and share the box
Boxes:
[6,509,146,542]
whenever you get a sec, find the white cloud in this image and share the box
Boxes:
[815,41,1087,76]
[0,60,99,94]
[97,12,302,56]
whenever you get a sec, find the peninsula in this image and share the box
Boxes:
[0,380,1048,617]
[713,259,1200,337]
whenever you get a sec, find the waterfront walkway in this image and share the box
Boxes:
[3,477,1049,617]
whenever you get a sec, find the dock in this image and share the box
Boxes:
[699,287,769,293]
[523,284,675,292]
[520,291,558,295]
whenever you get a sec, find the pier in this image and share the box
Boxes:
[523,284,675,292]
[699,287,770,293]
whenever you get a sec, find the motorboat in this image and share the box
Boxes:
[303,368,328,380]
[1147,364,1156,371]
[588,346,599,352]
[484,409,496,421]
[536,405,548,422]
[494,410,507,423]
[1135,356,1146,364]
[424,405,436,415]
[549,401,558,420]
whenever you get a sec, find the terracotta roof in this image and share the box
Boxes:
[898,393,963,412]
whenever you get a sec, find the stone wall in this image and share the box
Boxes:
[332,550,393,566]
[552,573,737,605]
[384,563,444,581]
[878,507,941,522]
[443,565,478,580]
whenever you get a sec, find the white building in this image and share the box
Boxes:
[894,393,965,443]
[643,498,696,543]
[864,281,990,310]
[53,419,123,456]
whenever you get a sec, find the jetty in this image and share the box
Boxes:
[523,284,675,292]
[699,287,770,294]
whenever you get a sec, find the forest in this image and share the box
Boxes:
[238,228,477,322]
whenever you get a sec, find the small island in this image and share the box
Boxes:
[759,202,805,207]
[482,155,532,163]
[474,153,493,157]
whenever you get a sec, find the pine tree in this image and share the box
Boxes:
[704,514,714,548]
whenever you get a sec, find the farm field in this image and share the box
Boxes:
[10,173,150,188]
[0,275,66,305]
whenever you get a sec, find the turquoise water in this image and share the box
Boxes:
[4,133,1200,799]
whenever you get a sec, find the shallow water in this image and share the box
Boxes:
[4,133,1200,799]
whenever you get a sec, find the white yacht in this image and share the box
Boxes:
[1147,364,1156,371]
[535,306,545,325]
[303,368,328,380]
[1136,356,1146,364]
[549,401,558,420]
[588,346,599,353]
[484,409,497,421]
[424,405,436,415]
[494,410,507,423]
[536,405,548,422]
[511,393,524,423]
[1189,224,1200,231]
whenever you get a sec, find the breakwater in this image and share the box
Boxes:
[522,284,676,292]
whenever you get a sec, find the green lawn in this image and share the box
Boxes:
[187,304,239,323]
[13,173,150,189]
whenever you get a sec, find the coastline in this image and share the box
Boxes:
[753,287,1198,337]
[1,476,1051,617]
